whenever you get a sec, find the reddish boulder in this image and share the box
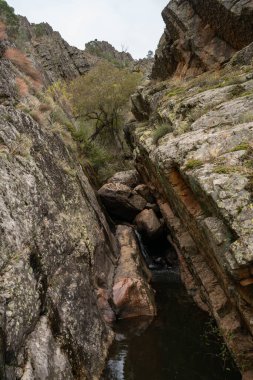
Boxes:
[113,225,156,319]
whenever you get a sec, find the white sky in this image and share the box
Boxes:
[7,0,168,59]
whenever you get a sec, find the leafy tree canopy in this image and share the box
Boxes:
[70,61,141,143]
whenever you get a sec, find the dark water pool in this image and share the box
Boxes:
[102,270,241,380]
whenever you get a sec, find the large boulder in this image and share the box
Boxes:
[107,169,140,188]
[134,209,163,240]
[134,184,154,203]
[98,183,147,221]
[113,225,156,319]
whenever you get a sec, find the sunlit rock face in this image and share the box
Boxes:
[152,0,253,80]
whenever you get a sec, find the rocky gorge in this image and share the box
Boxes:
[1,0,253,379]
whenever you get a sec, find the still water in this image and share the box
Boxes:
[102,269,241,380]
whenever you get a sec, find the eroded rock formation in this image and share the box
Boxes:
[127,0,253,376]
[0,20,120,377]
[152,0,253,79]
[113,225,156,319]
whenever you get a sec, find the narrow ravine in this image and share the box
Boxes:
[101,231,241,380]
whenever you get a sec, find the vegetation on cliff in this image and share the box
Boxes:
[0,0,18,38]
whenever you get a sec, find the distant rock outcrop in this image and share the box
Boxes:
[85,39,133,65]
[17,17,100,84]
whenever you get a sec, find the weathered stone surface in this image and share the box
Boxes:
[129,21,253,370]
[16,17,99,84]
[152,0,253,79]
[113,225,156,319]
[134,209,163,240]
[21,316,74,380]
[0,55,118,378]
[108,169,140,188]
[98,182,147,221]
[134,184,154,202]
[85,40,133,65]
[230,42,253,67]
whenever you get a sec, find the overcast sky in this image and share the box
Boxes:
[7,0,168,59]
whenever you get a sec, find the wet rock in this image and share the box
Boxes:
[108,170,140,188]
[98,183,147,221]
[146,203,160,213]
[134,209,163,240]
[113,225,156,319]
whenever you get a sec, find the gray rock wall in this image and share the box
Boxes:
[0,49,118,379]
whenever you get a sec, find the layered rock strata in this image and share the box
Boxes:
[128,41,253,375]
[152,0,253,79]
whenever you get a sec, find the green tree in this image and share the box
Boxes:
[70,61,141,150]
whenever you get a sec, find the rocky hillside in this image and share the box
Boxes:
[0,34,119,379]
[17,16,100,84]
[128,0,253,378]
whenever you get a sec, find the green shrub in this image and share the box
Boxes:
[185,159,203,170]
[153,123,172,144]
[230,142,250,152]
[213,166,238,174]
[33,23,46,38]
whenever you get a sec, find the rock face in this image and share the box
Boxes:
[108,169,140,188]
[0,40,119,379]
[128,1,253,373]
[85,40,133,65]
[17,17,100,84]
[152,0,253,79]
[113,225,156,319]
